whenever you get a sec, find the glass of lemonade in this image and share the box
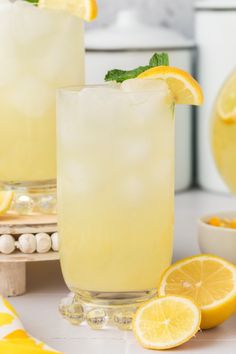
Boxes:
[57,80,174,329]
[0,0,84,214]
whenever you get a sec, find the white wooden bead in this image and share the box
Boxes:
[35,233,51,253]
[51,232,59,252]
[16,234,36,254]
[0,234,15,254]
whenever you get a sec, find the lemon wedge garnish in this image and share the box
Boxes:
[138,66,203,105]
[133,295,201,350]
[158,254,236,329]
[0,191,14,216]
[216,74,236,121]
[38,0,98,21]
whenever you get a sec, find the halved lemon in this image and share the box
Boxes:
[138,66,203,105]
[133,295,201,350]
[0,191,14,216]
[158,254,236,329]
[217,73,236,121]
[38,0,98,21]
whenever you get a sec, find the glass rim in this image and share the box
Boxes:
[57,81,171,95]
[58,84,112,93]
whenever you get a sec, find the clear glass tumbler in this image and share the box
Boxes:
[57,83,174,329]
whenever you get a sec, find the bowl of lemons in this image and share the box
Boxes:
[198,211,236,264]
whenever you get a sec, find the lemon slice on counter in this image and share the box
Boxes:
[138,66,204,105]
[133,295,201,350]
[0,191,14,216]
[158,254,236,329]
[38,0,98,21]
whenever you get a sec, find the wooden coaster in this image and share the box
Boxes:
[0,213,58,297]
[0,212,57,236]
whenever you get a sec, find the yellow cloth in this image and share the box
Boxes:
[0,295,62,353]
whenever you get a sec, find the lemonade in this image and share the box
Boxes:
[57,54,203,328]
[57,82,174,293]
[0,0,84,186]
[211,71,236,192]
[211,115,236,192]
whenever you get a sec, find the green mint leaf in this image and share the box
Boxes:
[104,52,169,83]
[149,52,169,67]
[105,66,150,83]
[25,0,39,4]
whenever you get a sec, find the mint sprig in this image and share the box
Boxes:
[25,0,39,4]
[104,66,150,84]
[105,52,169,83]
[149,52,169,67]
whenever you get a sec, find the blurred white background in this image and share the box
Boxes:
[86,0,195,38]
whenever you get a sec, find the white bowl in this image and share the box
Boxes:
[198,211,236,264]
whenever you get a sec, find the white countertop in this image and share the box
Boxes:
[9,190,236,354]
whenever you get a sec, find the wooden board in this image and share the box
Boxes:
[0,214,59,296]
[0,251,59,263]
[0,213,57,235]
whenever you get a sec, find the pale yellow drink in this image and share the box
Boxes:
[212,112,236,192]
[0,0,84,184]
[211,71,236,193]
[57,81,174,293]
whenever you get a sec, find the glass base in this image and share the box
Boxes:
[0,180,56,215]
[59,289,157,330]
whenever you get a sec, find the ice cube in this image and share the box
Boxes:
[65,163,95,194]
[120,139,150,164]
[62,87,121,132]
[36,15,84,86]
[6,77,54,118]
[0,1,21,86]
[121,78,169,93]
[12,0,64,46]
[121,78,170,106]
[152,159,172,184]
[77,87,117,109]
[121,176,144,203]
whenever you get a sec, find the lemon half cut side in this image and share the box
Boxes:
[133,295,201,350]
[158,254,236,329]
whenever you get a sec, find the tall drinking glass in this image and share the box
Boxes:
[0,0,84,215]
[57,82,174,329]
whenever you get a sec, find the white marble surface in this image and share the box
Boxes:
[10,190,236,354]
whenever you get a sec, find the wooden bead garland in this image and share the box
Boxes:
[0,232,59,254]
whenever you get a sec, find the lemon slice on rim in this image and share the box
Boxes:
[158,254,236,329]
[216,74,236,121]
[38,0,98,21]
[133,295,201,350]
[138,66,203,105]
[0,191,14,216]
